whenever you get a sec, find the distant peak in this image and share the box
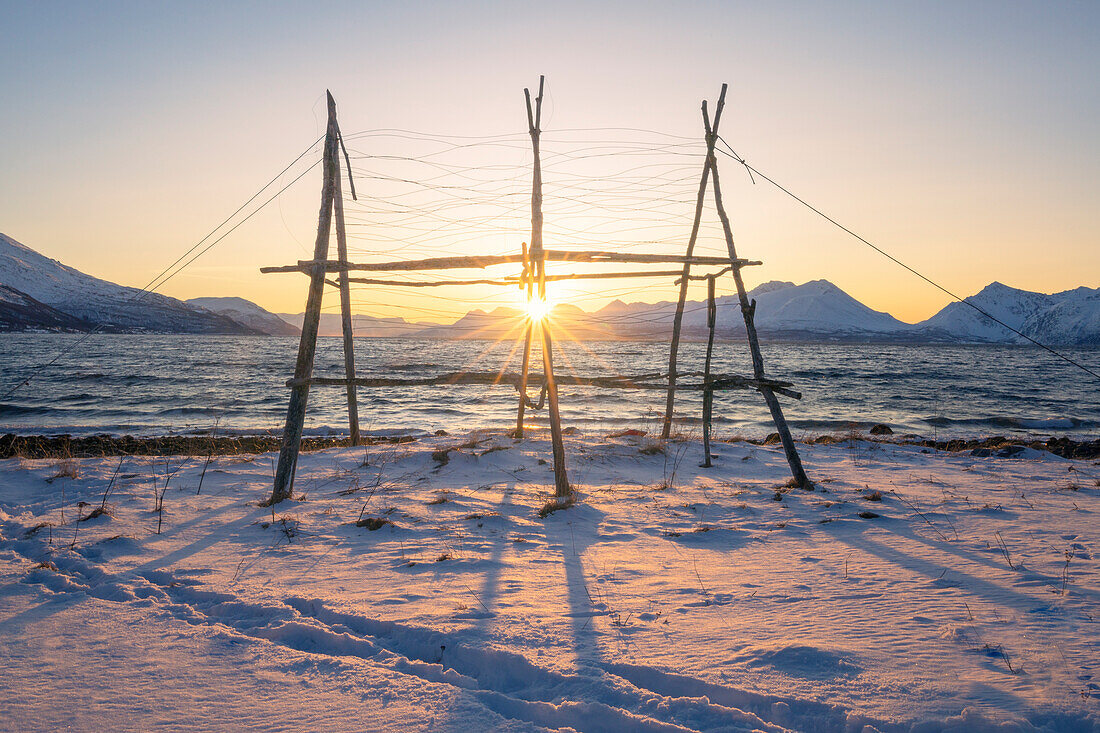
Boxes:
[801,279,840,292]
[978,281,1016,294]
[188,296,252,307]
[0,233,35,253]
[748,280,796,296]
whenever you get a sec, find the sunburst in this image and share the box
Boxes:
[525,297,553,322]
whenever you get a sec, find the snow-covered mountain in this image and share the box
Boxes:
[1021,287,1100,346]
[737,279,910,336]
[569,280,910,340]
[187,297,299,336]
[389,279,1100,344]
[388,280,911,341]
[0,284,94,332]
[914,282,1052,342]
[409,304,616,341]
[913,282,1100,345]
[6,229,1096,345]
[277,312,438,338]
[0,233,258,334]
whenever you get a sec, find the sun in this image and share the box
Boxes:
[525,297,553,322]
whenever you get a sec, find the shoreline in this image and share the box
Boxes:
[3,429,1098,460]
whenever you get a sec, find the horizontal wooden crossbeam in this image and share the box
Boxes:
[286,370,801,400]
[261,250,761,275]
[331,268,735,288]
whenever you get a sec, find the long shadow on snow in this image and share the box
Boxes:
[536,500,609,664]
[826,525,1071,613]
[469,484,517,625]
[132,510,265,574]
[0,588,89,636]
[868,518,1100,604]
[531,501,897,733]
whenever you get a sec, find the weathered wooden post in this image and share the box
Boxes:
[661,84,728,440]
[525,76,572,499]
[701,274,717,467]
[515,242,534,437]
[704,106,811,489]
[333,150,361,447]
[266,91,340,505]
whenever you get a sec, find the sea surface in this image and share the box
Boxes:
[0,334,1097,440]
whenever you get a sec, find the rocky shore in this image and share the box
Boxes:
[2,430,1097,460]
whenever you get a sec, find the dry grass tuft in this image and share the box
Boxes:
[78,506,112,522]
[355,516,393,531]
[538,494,575,518]
[50,459,79,481]
[23,522,54,538]
[463,512,500,521]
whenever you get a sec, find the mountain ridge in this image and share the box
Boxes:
[187,297,300,336]
[0,233,276,334]
[3,234,1097,344]
[380,279,1100,344]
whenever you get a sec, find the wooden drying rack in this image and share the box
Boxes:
[261,79,811,506]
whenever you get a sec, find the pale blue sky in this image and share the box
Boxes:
[1,1,1097,321]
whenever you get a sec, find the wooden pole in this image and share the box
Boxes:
[261,251,753,275]
[705,112,811,490]
[526,76,572,498]
[333,147,361,446]
[515,242,534,437]
[537,255,571,498]
[291,371,798,395]
[662,84,728,440]
[339,268,742,287]
[268,91,340,504]
[702,274,717,468]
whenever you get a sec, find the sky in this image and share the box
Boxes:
[1,1,1097,324]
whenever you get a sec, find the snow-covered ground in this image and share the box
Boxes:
[0,432,1097,732]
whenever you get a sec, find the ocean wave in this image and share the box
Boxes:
[72,372,109,381]
[4,337,1098,439]
[786,418,892,431]
[923,416,1086,430]
[383,363,445,371]
[57,392,100,403]
[0,403,57,417]
[154,407,224,417]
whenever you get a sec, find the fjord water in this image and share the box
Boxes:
[0,334,1096,440]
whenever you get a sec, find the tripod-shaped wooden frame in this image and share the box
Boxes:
[261,82,811,506]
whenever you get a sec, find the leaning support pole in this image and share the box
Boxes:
[333,147,361,447]
[515,242,534,437]
[267,91,340,505]
[662,84,727,440]
[538,258,570,498]
[701,274,717,468]
[704,109,811,490]
[526,76,572,499]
